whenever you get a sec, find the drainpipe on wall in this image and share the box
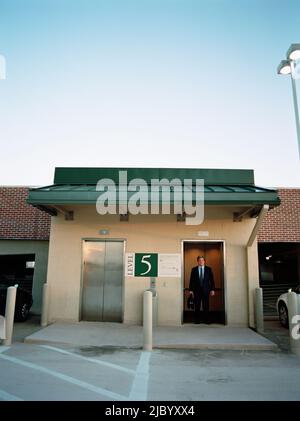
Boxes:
[246,205,269,328]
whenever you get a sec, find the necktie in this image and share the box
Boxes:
[199,267,203,286]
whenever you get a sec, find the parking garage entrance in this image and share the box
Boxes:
[259,242,300,316]
[0,254,35,292]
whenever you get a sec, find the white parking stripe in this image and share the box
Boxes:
[0,388,23,401]
[129,351,151,401]
[0,346,10,354]
[40,345,135,375]
[0,353,126,401]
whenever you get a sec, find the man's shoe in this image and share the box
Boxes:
[194,320,200,324]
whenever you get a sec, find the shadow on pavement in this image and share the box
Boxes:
[260,320,290,352]
[13,314,43,343]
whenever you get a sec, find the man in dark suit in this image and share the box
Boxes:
[189,256,215,324]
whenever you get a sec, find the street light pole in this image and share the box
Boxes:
[290,61,300,159]
[277,43,300,160]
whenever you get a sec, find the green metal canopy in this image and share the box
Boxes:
[53,167,256,185]
[28,167,280,213]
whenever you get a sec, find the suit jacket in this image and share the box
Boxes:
[189,265,215,296]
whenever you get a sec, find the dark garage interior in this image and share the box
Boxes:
[258,243,300,316]
[0,254,35,292]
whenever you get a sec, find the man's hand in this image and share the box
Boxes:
[189,291,194,298]
[210,290,215,297]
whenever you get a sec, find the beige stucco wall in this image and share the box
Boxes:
[46,205,260,327]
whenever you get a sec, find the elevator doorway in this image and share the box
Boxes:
[81,240,124,322]
[183,241,225,324]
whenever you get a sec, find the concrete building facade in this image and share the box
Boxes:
[28,167,280,328]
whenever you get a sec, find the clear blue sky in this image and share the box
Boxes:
[0,0,300,187]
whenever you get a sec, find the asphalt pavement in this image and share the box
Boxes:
[0,316,299,401]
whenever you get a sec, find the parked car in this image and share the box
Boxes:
[276,285,300,328]
[0,284,33,322]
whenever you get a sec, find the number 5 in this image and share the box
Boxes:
[140,255,152,275]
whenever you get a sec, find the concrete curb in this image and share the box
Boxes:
[23,322,278,351]
[24,337,277,351]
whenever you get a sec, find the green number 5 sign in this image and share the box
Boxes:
[135,253,158,277]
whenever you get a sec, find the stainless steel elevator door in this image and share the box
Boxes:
[82,241,123,322]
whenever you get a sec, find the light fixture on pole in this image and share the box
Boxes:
[277,44,300,159]
[287,44,300,61]
[277,60,291,75]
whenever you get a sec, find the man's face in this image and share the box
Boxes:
[198,257,205,266]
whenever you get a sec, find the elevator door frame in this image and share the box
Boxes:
[181,240,227,325]
[79,238,126,322]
